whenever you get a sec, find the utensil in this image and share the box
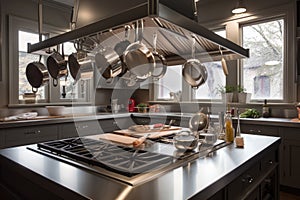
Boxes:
[114,25,131,76]
[182,35,207,89]
[68,39,89,81]
[151,32,167,80]
[46,44,68,87]
[123,20,155,80]
[220,46,228,76]
[26,56,50,93]
[173,130,198,151]
[189,111,208,132]
[25,1,49,93]
[95,44,123,80]
[133,133,151,148]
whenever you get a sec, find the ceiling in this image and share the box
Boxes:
[52,0,74,6]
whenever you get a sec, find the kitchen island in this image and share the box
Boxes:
[0,133,280,200]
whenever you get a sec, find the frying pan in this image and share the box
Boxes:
[151,32,167,80]
[182,35,207,89]
[123,20,155,80]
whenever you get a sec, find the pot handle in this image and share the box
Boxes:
[53,78,58,87]
[32,87,38,93]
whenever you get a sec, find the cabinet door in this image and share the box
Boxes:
[0,130,4,149]
[4,125,58,148]
[60,120,103,139]
[280,127,300,188]
[282,139,300,188]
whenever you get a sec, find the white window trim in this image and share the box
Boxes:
[8,15,92,106]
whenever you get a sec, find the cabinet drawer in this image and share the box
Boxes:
[261,151,277,173]
[60,121,102,139]
[241,124,279,136]
[4,125,58,147]
[227,163,260,200]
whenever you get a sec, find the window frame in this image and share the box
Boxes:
[8,15,92,106]
[240,17,286,101]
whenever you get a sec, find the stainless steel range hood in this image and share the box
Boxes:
[27,0,249,63]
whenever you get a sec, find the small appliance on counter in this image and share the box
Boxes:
[128,98,136,112]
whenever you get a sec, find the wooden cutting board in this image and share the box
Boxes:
[98,133,137,145]
[291,118,300,122]
[114,127,182,139]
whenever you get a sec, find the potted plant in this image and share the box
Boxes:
[217,85,235,103]
[137,103,148,113]
[237,85,251,103]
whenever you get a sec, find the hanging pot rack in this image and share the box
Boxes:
[27,0,249,64]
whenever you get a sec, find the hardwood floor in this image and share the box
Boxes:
[280,191,300,200]
[280,186,300,200]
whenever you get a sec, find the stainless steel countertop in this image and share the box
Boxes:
[0,134,280,199]
[0,112,299,129]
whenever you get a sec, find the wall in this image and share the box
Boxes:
[0,0,72,108]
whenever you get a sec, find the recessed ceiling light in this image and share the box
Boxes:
[232,0,247,14]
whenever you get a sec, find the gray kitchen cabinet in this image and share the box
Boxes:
[239,123,300,190]
[98,117,134,132]
[239,124,279,136]
[59,120,104,139]
[280,127,300,189]
[3,125,58,148]
[0,130,4,149]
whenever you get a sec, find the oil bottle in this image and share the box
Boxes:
[225,109,234,143]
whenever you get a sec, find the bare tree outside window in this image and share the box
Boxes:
[242,19,284,100]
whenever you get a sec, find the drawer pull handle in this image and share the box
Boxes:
[24,130,40,135]
[242,175,254,184]
[268,160,273,165]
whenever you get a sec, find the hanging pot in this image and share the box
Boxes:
[123,20,155,80]
[182,35,207,89]
[47,45,68,86]
[151,32,167,80]
[95,45,123,79]
[114,25,131,76]
[26,59,49,92]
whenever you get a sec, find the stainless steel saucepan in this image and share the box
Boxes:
[151,32,167,80]
[123,20,155,80]
[47,45,68,86]
[26,56,50,93]
[182,35,207,89]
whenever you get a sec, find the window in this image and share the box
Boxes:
[18,31,46,100]
[9,15,91,105]
[194,30,226,100]
[156,65,182,99]
[242,19,284,100]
